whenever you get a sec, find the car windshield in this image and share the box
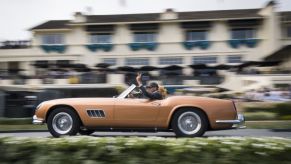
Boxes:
[117,84,136,98]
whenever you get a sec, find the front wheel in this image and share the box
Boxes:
[171,109,208,137]
[47,108,80,137]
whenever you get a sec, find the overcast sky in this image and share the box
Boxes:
[0,0,290,41]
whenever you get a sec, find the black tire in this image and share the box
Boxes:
[79,129,95,135]
[47,107,80,137]
[171,108,208,137]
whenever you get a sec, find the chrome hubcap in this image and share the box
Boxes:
[177,112,202,135]
[52,112,73,134]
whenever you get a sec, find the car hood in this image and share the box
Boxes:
[42,97,116,105]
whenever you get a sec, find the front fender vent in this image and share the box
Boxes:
[87,110,105,118]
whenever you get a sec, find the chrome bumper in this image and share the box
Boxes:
[32,115,44,125]
[216,113,246,129]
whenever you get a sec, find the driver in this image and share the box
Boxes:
[136,73,162,100]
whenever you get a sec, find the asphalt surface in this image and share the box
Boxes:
[0,129,291,138]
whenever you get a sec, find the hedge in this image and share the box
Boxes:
[0,137,291,164]
[243,112,277,121]
[244,102,291,120]
[0,117,32,125]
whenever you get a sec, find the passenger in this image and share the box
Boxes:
[158,85,168,99]
[136,73,163,100]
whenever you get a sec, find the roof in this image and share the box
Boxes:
[178,9,261,20]
[264,45,291,61]
[30,20,70,30]
[86,13,160,23]
[86,9,262,23]
[30,8,263,30]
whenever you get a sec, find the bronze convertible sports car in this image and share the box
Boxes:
[33,84,245,137]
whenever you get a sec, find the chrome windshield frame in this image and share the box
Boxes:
[117,84,137,99]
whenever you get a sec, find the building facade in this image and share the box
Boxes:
[0,1,290,85]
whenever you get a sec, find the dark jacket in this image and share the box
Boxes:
[139,85,163,100]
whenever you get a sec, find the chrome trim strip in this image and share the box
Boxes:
[32,115,44,125]
[117,84,136,99]
[216,120,241,124]
[216,113,245,128]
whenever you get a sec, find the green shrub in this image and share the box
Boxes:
[244,102,291,119]
[246,120,291,129]
[0,137,290,164]
[0,117,32,125]
[279,115,291,120]
[275,103,291,116]
[244,112,278,121]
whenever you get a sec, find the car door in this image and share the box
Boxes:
[114,98,162,128]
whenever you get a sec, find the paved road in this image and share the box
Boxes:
[0,129,290,138]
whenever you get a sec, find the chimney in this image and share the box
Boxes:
[160,8,178,20]
[166,8,174,13]
[258,0,276,16]
[72,12,86,23]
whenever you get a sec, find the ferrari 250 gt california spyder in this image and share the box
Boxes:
[33,84,245,137]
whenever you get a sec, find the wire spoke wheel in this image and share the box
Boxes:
[177,112,202,135]
[52,112,73,134]
[172,109,208,137]
[47,108,80,137]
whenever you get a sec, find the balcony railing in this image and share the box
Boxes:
[0,40,31,49]
[228,39,260,48]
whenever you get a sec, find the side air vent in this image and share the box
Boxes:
[87,110,105,118]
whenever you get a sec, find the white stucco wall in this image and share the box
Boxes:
[0,3,289,80]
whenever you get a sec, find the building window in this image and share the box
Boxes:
[125,58,149,65]
[42,34,64,45]
[186,30,207,41]
[192,56,217,64]
[231,28,255,39]
[133,32,156,43]
[159,57,183,65]
[103,58,117,65]
[90,33,112,44]
[227,55,242,63]
[287,26,291,38]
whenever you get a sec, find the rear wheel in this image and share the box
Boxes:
[171,109,208,137]
[47,107,80,137]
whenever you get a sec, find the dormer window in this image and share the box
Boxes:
[90,33,112,44]
[129,23,159,51]
[42,34,64,45]
[85,25,114,52]
[40,34,66,53]
[228,28,258,48]
[231,28,255,40]
[133,32,156,43]
[181,21,211,50]
[227,19,260,48]
[186,30,207,41]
